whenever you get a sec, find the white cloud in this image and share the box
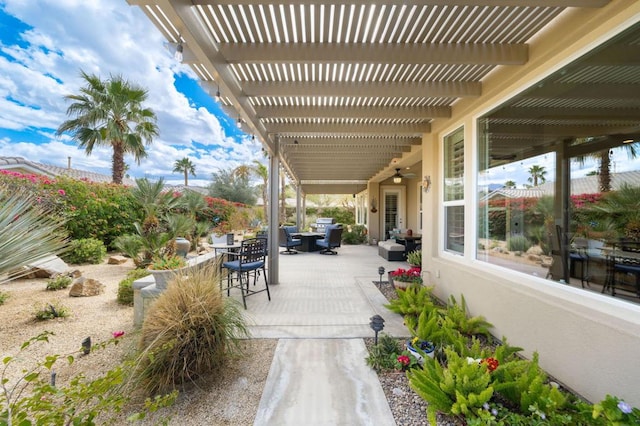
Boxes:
[0,0,261,185]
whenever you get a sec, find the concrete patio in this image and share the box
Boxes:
[228,243,411,425]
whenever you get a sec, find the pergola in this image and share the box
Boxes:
[127,1,619,190]
[127,0,622,282]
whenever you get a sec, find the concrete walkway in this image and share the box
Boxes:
[234,244,409,425]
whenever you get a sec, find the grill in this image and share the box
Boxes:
[311,218,335,233]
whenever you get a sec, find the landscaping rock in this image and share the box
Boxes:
[8,255,69,279]
[108,255,129,265]
[527,245,544,256]
[69,277,105,297]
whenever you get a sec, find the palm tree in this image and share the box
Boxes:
[173,157,196,186]
[252,161,269,223]
[57,71,159,184]
[504,180,516,189]
[0,184,69,279]
[527,165,547,187]
[574,143,639,192]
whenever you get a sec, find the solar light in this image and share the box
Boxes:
[378,266,385,288]
[369,314,385,345]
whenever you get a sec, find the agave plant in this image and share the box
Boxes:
[0,184,69,280]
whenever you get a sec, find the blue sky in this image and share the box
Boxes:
[0,0,262,186]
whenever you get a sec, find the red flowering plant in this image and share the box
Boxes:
[389,267,423,285]
[393,351,419,371]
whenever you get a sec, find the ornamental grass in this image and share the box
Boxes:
[135,264,249,394]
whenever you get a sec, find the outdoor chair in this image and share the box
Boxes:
[221,237,270,309]
[279,226,302,254]
[317,225,343,255]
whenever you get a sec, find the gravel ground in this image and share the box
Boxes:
[1,257,458,425]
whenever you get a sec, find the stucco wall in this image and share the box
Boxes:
[421,1,640,406]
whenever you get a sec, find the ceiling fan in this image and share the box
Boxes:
[392,168,416,183]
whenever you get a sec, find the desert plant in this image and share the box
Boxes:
[117,269,151,306]
[45,275,72,291]
[33,301,69,321]
[0,291,8,305]
[149,255,187,271]
[408,347,494,424]
[0,184,69,279]
[62,238,107,264]
[507,235,531,252]
[136,264,250,394]
[385,285,438,319]
[442,294,493,339]
[407,249,422,267]
[365,333,403,372]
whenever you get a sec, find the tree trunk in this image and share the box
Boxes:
[112,142,125,184]
[598,150,612,192]
[184,170,188,186]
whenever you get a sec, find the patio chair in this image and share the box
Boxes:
[279,226,302,254]
[221,237,270,309]
[316,225,343,255]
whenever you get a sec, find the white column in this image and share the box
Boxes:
[268,137,280,285]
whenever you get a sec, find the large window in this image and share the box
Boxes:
[476,21,640,295]
[444,127,464,254]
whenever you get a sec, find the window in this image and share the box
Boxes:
[444,127,465,254]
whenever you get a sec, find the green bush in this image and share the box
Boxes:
[117,269,151,306]
[0,332,176,424]
[45,275,72,291]
[506,235,531,252]
[136,264,249,394]
[0,290,8,305]
[62,238,107,264]
[33,301,69,320]
[342,224,367,244]
[365,333,403,372]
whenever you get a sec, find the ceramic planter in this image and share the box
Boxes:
[406,340,435,365]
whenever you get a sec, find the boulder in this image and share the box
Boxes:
[69,278,105,297]
[108,255,129,265]
[8,255,69,279]
[526,245,545,256]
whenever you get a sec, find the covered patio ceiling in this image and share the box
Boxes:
[128,0,613,194]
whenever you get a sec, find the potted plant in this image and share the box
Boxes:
[148,255,187,290]
[388,267,423,290]
[405,336,435,365]
[407,249,422,268]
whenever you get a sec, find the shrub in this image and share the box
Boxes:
[33,301,69,320]
[0,332,176,424]
[136,264,249,394]
[365,333,403,372]
[342,224,368,245]
[507,235,531,252]
[45,275,72,291]
[62,238,107,264]
[407,249,422,266]
[0,291,8,305]
[117,269,151,306]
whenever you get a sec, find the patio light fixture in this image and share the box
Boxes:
[393,168,402,184]
[174,42,184,62]
[236,117,243,129]
[378,266,385,288]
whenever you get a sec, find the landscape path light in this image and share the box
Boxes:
[369,314,385,345]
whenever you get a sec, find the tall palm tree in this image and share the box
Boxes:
[504,180,516,189]
[527,165,547,187]
[57,71,159,184]
[173,157,196,186]
[574,143,639,192]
